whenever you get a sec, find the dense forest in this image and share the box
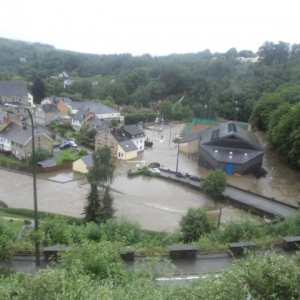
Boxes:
[1,37,300,168]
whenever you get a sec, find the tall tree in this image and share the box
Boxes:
[100,186,115,223]
[87,146,115,185]
[31,77,47,104]
[84,146,116,223]
[83,183,102,223]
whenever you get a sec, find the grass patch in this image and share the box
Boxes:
[1,212,32,220]
[0,219,25,235]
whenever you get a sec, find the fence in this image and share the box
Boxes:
[0,161,73,173]
[185,118,216,133]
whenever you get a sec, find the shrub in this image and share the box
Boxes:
[180,208,217,243]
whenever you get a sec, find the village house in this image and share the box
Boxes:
[34,104,60,126]
[95,125,144,160]
[0,122,53,160]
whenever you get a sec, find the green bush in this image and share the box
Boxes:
[0,201,8,209]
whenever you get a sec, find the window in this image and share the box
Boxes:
[140,146,142,150]
[19,144,23,149]
[11,141,14,145]
[140,140,142,143]
[38,137,41,142]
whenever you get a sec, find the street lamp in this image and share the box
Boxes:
[236,107,239,122]
[4,103,40,266]
[209,99,212,120]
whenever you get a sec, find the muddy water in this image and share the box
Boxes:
[2,124,299,232]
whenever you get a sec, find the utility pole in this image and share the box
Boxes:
[209,99,212,120]
[234,101,237,120]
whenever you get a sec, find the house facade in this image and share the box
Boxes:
[34,104,60,126]
[73,155,93,174]
[0,122,53,160]
[122,125,145,152]
[95,127,139,160]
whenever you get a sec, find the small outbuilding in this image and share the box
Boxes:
[73,155,93,174]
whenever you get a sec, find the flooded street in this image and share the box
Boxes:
[1,123,300,232]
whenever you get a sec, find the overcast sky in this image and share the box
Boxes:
[1,0,299,57]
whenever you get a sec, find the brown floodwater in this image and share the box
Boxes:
[3,123,299,232]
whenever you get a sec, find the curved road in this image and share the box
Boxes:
[160,169,298,218]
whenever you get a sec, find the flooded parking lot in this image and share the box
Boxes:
[1,123,300,232]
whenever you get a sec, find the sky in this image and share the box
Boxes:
[1,0,299,57]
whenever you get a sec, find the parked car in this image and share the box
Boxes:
[189,175,202,181]
[175,171,188,178]
[150,168,160,174]
[69,141,77,148]
[20,115,28,121]
[59,142,71,150]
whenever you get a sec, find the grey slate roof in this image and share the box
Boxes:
[201,145,263,164]
[41,97,73,105]
[37,159,57,167]
[123,125,145,137]
[179,130,205,144]
[42,103,59,113]
[80,155,94,167]
[71,102,119,115]
[119,140,138,152]
[197,122,263,150]
[0,81,28,97]
[73,110,89,121]
[0,122,42,145]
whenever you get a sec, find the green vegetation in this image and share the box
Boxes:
[28,148,50,165]
[180,208,217,243]
[201,169,227,198]
[84,147,116,224]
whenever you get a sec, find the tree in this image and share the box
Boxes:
[83,183,102,223]
[180,207,216,243]
[29,148,50,165]
[87,146,115,185]
[84,147,116,223]
[159,100,173,119]
[201,169,227,198]
[31,77,47,104]
[100,186,115,223]
[250,165,268,183]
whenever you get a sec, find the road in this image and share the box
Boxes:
[159,169,298,218]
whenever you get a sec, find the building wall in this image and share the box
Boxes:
[198,147,264,175]
[57,100,69,116]
[132,137,145,151]
[95,132,118,157]
[73,159,89,174]
[11,131,53,160]
[180,139,199,154]
[117,145,137,160]
[2,96,29,106]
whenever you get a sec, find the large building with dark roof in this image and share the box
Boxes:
[198,122,264,174]
[180,122,264,175]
